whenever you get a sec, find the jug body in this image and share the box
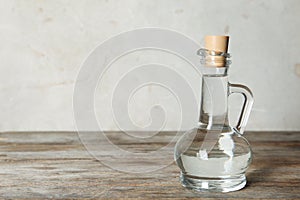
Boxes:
[175,126,252,192]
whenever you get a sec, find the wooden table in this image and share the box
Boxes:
[0,131,299,199]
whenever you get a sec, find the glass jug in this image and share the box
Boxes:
[174,45,254,192]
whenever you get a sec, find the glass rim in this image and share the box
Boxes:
[197,48,231,58]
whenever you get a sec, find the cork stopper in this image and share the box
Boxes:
[204,35,229,67]
[204,35,229,53]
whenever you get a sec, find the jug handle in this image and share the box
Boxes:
[229,83,254,134]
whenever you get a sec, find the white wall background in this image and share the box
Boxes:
[0,0,299,131]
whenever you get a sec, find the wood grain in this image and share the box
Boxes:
[0,131,299,199]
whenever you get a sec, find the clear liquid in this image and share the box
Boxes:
[179,152,251,178]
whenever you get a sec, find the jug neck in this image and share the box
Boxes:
[197,49,231,129]
[199,74,229,128]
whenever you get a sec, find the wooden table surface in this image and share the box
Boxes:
[0,131,299,199]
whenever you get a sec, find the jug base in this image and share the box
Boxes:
[180,173,246,193]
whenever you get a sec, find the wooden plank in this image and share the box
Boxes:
[0,131,299,199]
